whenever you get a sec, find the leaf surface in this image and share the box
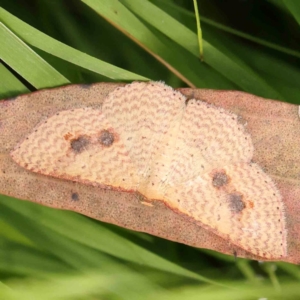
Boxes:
[0,83,299,264]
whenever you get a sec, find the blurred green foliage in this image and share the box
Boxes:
[0,0,300,299]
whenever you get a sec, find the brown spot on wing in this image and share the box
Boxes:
[99,129,115,147]
[228,192,245,213]
[212,170,229,188]
[70,136,90,153]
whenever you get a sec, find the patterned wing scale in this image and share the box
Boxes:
[162,98,286,258]
[164,162,286,258]
[102,82,186,198]
[11,108,138,190]
[10,81,287,259]
[163,98,254,186]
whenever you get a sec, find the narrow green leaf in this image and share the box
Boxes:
[153,0,300,59]
[193,0,203,60]
[119,0,282,99]
[0,237,70,276]
[0,62,29,98]
[0,270,162,300]
[277,262,300,280]
[201,17,300,59]
[0,22,69,89]
[81,0,238,90]
[0,195,225,286]
[283,0,300,25]
[0,199,121,271]
[0,8,148,81]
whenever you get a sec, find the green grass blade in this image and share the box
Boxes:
[277,262,300,280]
[150,0,300,103]
[154,0,300,59]
[0,198,123,271]
[193,0,203,60]
[82,0,240,89]
[201,17,300,59]
[0,237,70,276]
[282,0,300,25]
[0,270,163,300]
[0,22,69,88]
[119,0,282,99]
[148,282,300,300]
[0,8,147,82]
[0,195,226,286]
[0,62,29,98]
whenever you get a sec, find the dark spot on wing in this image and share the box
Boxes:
[99,130,114,147]
[228,192,245,213]
[70,136,90,153]
[212,170,229,188]
[71,192,79,201]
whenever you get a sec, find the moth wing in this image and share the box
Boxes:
[102,81,186,195]
[164,98,254,186]
[163,99,286,258]
[166,162,286,258]
[11,108,137,190]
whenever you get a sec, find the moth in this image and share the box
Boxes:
[10,81,287,259]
